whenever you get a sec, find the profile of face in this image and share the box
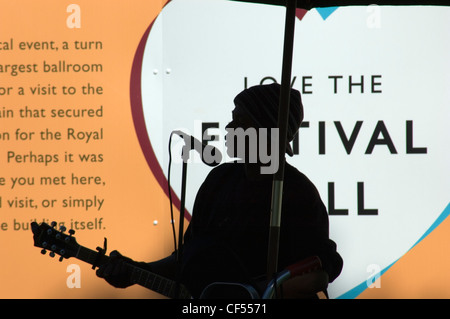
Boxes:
[225,110,255,159]
[224,110,279,175]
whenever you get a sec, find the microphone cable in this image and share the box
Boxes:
[167,131,178,253]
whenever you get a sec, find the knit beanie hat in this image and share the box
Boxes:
[233,83,303,156]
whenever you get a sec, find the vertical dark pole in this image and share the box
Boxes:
[267,0,297,281]
[176,160,187,298]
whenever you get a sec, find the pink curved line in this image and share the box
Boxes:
[129,3,191,222]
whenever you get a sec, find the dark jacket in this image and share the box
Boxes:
[177,162,343,297]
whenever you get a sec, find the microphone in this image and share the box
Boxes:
[171,130,222,167]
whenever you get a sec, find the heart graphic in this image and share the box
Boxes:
[130,0,450,298]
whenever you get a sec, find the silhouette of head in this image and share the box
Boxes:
[229,83,303,156]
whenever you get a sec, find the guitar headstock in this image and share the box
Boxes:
[31,221,80,261]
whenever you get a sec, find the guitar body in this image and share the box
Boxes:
[200,282,260,299]
[31,221,323,299]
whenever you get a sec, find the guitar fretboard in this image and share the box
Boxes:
[76,246,191,298]
[129,266,190,299]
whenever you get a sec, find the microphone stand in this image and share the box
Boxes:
[169,132,221,298]
[175,147,189,298]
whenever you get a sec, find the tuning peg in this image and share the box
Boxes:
[51,221,57,228]
[58,250,65,262]
[65,229,75,242]
[59,225,67,232]
[41,249,47,255]
[49,251,55,258]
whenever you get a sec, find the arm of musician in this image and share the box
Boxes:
[96,250,178,289]
[280,270,329,299]
[135,253,178,281]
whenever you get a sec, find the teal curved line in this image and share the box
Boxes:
[337,202,450,299]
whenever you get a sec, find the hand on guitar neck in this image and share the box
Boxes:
[95,250,135,289]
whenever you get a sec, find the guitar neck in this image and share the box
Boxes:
[76,246,191,299]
